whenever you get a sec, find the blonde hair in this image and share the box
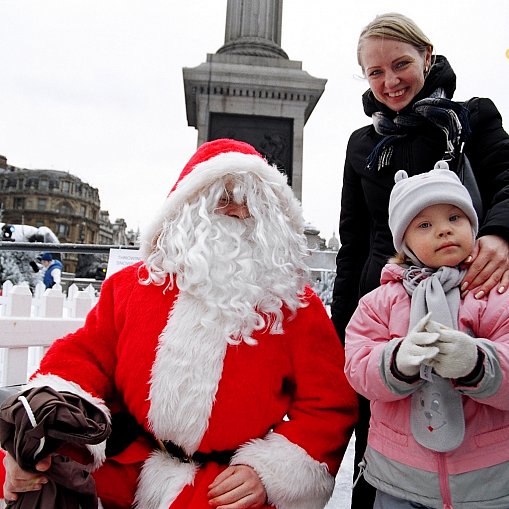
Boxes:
[357,12,433,71]
[388,252,412,265]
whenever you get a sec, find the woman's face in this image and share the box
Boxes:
[360,37,431,112]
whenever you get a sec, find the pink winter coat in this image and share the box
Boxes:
[345,263,509,508]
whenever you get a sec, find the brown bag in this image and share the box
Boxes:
[0,386,110,509]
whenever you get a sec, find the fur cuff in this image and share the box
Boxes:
[25,373,110,470]
[134,450,197,509]
[231,432,335,509]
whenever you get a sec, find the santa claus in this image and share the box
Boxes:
[1,139,358,509]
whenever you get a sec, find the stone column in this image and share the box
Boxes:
[183,0,326,201]
[220,0,287,58]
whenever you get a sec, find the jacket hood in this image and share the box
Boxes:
[380,263,406,286]
[362,55,457,118]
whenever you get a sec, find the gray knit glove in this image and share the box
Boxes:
[425,320,478,379]
[395,313,440,377]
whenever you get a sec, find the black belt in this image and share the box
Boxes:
[158,439,234,465]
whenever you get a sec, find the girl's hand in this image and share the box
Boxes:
[208,464,267,508]
[461,235,509,299]
[3,453,51,501]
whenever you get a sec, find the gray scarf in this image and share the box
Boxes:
[366,87,471,171]
[403,265,467,452]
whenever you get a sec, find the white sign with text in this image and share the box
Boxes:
[106,249,143,279]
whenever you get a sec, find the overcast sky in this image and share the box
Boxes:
[1,1,508,243]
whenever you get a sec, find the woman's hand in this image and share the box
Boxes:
[3,453,51,502]
[208,464,267,509]
[461,235,509,299]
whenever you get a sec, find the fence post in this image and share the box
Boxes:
[2,280,14,297]
[0,280,14,316]
[3,285,32,386]
[85,284,96,299]
[0,281,14,317]
[41,286,65,318]
[68,283,78,302]
[6,285,31,317]
[33,281,46,299]
[71,291,93,319]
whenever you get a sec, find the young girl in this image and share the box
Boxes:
[345,163,509,509]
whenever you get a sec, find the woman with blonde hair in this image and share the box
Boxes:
[332,12,509,508]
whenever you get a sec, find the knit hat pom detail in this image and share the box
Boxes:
[394,170,409,183]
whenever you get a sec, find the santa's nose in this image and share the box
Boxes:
[217,202,251,219]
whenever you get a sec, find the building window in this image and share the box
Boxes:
[39,180,48,191]
[26,178,38,189]
[57,203,72,215]
[55,224,70,237]
[38,198,46,211]
[18,179,24,190]
[81,205,86,217]
[62,181,70,193]
[14,197,25,209]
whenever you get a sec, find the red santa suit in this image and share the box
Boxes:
[9,139,358,509]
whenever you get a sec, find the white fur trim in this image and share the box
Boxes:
[140,151,302,259]
[231,432,335,509]
[134,449,197,509]
[148,292,228,453]
[25,373,110,470]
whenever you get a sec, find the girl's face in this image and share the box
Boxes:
[360,36,431,112]
[404,203,474,268]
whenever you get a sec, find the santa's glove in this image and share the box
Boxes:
[425,320,478,379]
[395,313,440,377]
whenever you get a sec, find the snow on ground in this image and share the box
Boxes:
[325,435,355,509]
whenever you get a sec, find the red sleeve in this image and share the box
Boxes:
[274,288,359,474]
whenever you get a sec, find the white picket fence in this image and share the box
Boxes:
[0,280,98,387]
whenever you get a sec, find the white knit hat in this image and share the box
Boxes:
[389,161,479,255]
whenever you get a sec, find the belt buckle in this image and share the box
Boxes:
[157,439,193,463]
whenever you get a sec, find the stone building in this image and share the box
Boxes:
[304,222,326,251]
[0,155,132,272]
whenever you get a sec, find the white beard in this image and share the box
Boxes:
[145,206,308,345]
[174,214,291,344]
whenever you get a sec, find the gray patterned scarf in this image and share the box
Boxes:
[366,88,471,171]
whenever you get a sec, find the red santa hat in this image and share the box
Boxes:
[140,138,303,259]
